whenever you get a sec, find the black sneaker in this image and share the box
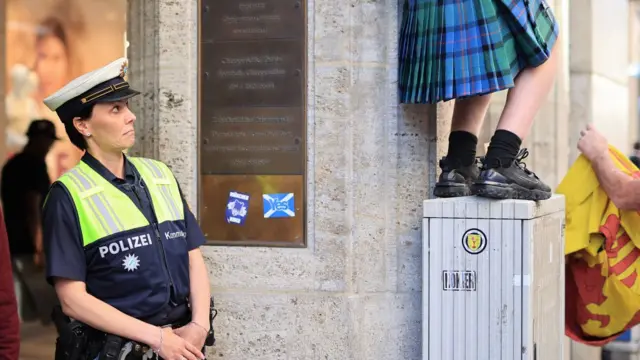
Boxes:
[472,148,552,201]
[433,157,481,198]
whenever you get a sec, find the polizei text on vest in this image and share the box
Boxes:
[99,233,153,258]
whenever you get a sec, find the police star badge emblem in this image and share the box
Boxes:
[119,60,129,80]
[122,253,140,272]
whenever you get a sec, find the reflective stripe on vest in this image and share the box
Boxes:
[57,157,184,246]
[128,157,183,224]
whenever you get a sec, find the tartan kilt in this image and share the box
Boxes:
[398,0,560,104]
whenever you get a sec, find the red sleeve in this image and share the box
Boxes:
[0,207,20,359]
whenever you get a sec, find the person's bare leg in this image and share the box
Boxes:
[451,94,492,135]
[434,94,492,198]
[497,40,560,139]
[475,39,560,200]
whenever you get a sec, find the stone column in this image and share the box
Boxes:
[569,0,630,161]
[628,3,640,146]
[127,0,445,358]
[126,0,200,204]
[567,1,630,359]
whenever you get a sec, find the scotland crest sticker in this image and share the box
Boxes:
[462,228,487,255]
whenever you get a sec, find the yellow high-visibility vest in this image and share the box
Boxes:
[53,156,190,319]
[57,157,184,245]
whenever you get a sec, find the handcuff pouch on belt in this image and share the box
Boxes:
[52,305,89,360]
[99,334,126,359]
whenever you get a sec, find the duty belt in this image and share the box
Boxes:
[52,297,217,360]
[101,298,217,360]
[115,341,156,360]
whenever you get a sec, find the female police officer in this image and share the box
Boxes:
[41,58,209,360]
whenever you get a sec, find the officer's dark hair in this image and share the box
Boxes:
[634,141,640,151]
[63,104,94,150]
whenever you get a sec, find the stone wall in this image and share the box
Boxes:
[127,0,446,358]
[628,3,640,147]
[567,0,630,359]
[569,0,630,160]
[125,0,637,359]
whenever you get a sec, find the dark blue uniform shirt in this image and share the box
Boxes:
[43,152,206,318]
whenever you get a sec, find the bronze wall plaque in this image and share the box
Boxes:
[199,0,306,247]
[201,40,304,107]
[201,107,303,174]
[202,0,304,41]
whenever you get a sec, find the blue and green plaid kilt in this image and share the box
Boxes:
[398,0,559,104]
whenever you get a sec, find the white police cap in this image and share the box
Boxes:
[43,57,140,121]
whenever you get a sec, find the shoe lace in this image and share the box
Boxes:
[515,148,538,178]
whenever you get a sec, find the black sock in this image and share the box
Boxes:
[446,131,478,166]
[485,130,522,168]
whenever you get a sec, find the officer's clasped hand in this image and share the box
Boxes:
[155,327,205,360]
[173,322,208,351]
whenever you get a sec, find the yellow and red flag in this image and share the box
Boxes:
[559,145,640,345]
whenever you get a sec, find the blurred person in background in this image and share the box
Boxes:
[32,17,84,182]
[0,206,20,360]
[33,17,71,121]
[1,119,59,324]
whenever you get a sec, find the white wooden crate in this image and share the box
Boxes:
[422,195,566,360]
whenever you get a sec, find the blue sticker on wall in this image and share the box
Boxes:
[262,193,295,218]
[225,191,250,225]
